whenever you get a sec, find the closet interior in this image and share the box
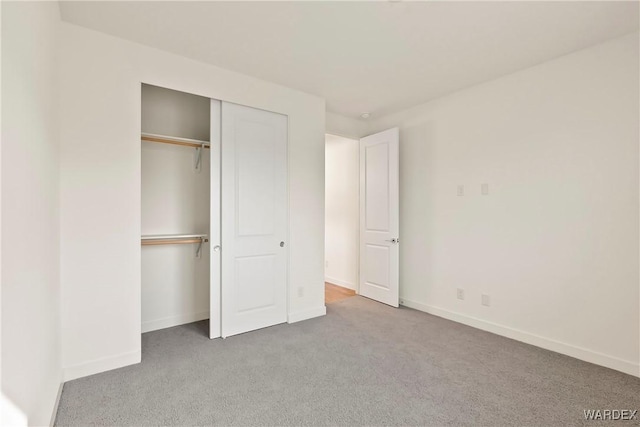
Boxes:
[141,84,212,333]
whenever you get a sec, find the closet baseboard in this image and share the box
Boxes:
[288,306,326,323]
[141,311,209,333]
[63,350,141,382]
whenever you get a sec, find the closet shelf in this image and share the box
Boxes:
[141,133,210,149]
[141,234,209,246]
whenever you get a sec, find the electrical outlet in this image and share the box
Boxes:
[457,185,464,197]
[481,183,489,195]
[481,294,490,306]
[457,288,465,300]
[298,287,304,298]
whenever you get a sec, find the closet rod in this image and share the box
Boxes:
[141,133,211,149]
[141,234,209,257]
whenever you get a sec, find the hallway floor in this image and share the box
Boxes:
[325,282,356,304]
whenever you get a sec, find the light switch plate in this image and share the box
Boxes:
[481,294,490,306]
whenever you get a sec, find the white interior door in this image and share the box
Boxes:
[359,128,399,307]
[221,102,288,337]
[209,99,221,339]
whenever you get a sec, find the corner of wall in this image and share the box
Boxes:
[326,112,369,139]
[288,306,327,324]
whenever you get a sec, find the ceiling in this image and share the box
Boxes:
[59,1,639,120]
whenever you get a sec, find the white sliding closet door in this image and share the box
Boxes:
[221,102,288,338]
[209,99,221,339]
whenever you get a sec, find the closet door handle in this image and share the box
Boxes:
[280,241,285,247]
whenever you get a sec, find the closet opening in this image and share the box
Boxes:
[141,84,212,338]
[140,83,289,343]
[324,133,359,304]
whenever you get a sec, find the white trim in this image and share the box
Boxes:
[142,311,209,333]
[400,298,640,377]
[49,382,64,427]
[63,350,141,382]
[325,276,356,291]
[288,305,326,323]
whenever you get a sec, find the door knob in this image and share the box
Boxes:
[213,245,221,252]
[280,241,285,247]
[385,238,399,244]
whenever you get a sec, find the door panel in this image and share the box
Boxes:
[236,120,276,236]
[364,244,391,290]
[235,255,276,312]
[365,143,390,231]
[221,102,288,337]
[360,128,399,307]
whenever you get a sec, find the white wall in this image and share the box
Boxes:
[325,134,359,290]
[1,2,62,425]
[369,33,640,376]
[141,85,211,333]
[58,22,326,381]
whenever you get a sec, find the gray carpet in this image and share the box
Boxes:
[55,296,640,426]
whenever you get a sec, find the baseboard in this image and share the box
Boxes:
[400,298,639,377]
[63,349,141,382]
[141,311,209,333]
[325,276,356,291]
[49,381,64,427]
[288,305,327,323]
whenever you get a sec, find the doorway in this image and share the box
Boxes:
[324,134,359,304]
[325,128,400,307]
